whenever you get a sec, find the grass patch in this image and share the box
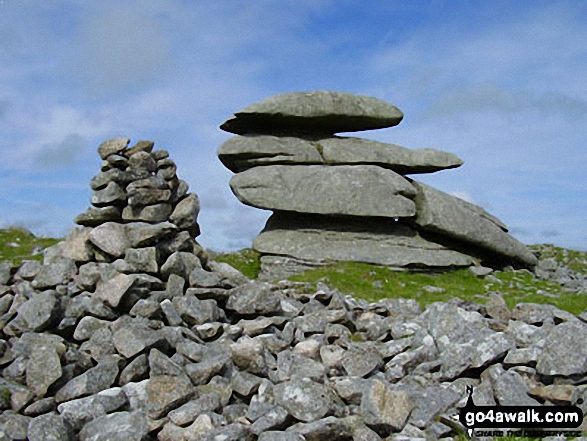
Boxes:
[213,248,261,279]
[288,261,587,315]
[0,227,60,265]
[212,247,587,315]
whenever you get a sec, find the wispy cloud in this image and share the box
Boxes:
[69,1,174,96]
[422,82,587,121]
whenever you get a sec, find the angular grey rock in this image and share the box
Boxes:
[412,180,537,268]
[186,352,230,385]
[127,140,154,156]
[273,378,341,422]
[173,295,223,326]
[469,265,493,277]
[90,168,126,190]
[360,380,414,436]
[93,273,136,308]
[488,366,540,406]
[90,181,126,207]
[332,377,369,405]
[226,281,283,315]
[189,267,225,288]
[23,397,57,416]
[27,412,72,441]
[239,316,287,337]
[3,413,31,440]
[536,321,587,376]
[97,138,130,159]
[231,165,417,218]
[78,411,148,441]
[219,135,463,174]
[106,154,127,168]
[218,135,323,172]
[290,416,352,441]
[14,291,60,332]
[112,321,167,359]
[230,338,269,376]
[73,316,111,341]
[407,386,460,429]
[231,371,263,397]
[170,194,200,235]
[125,221,178,247]
[0,260,13,285]
[485,292,511,321]
[124,247,158,273]
[127,188,171,207]
[221,91,403,135]
[74,206,122,226]
[33,257,76,289]
[341,346,383,377]
[511,302,574,326]
[203,424,254,441]
[122,203,173,223]
[161,251,202,280]
[207,260,250,286]
[26,343,62,396]
[251,405,289,434]
[503,345,542,366]
[89,222,130,257]
[55,356,120,403]
[128,151,157,172]
[57,387,128,430]
[57,228,93,263]
[274,351,325,382]
[255,214,475,274]
[528,384,577,405]
[146,375,195,419]
[504,320,546,347]
[168,393,221,426]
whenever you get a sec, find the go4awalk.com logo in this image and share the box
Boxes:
[455,386,583,439]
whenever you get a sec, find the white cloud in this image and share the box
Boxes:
[71,1,174,95]
[0,105,114,172]
[422,82,587,122]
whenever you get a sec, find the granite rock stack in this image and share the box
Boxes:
[219,91,538,279]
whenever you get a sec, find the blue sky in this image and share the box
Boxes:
[1,0,586,251]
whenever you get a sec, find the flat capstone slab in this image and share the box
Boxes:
[220,91,403,135]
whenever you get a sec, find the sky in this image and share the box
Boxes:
[0,0,586,252]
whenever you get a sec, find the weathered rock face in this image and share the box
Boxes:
[218,90,537,278]
[253,213,476,269]
[218,135,463,174]
[411,181,537,268]
[230,165,417,218]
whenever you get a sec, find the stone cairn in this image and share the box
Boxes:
[0,138,585,441]
[218,91,538,280]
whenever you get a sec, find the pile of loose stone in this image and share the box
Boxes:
[0,138,586,441]
[218,91,538,280]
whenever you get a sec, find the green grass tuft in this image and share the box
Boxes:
[210,247,587,316]
[0,227,60,265]
[213,248,262,279]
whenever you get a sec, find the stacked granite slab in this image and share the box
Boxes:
[219,91,538,278]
